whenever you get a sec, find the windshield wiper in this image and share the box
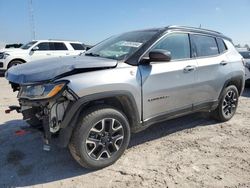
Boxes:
[85,52,100,57]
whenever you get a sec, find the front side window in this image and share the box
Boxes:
[191,35,219,57]
[36,42,50,51]
[151,33,191,60]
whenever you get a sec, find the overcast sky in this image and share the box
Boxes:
[0,0,249,45]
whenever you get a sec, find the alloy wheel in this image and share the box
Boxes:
[85,118,124,160]
[222,89,238,117]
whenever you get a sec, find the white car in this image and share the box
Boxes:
[0,40,86,71]
[238,49,250,83]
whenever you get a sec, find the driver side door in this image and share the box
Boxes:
[29,42,56,61]
[140,32,197,121]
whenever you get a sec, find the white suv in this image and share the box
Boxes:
[238,48,250,83]
[0,40,86,70]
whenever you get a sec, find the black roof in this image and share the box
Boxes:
[165,25,231,41]
[136,25,231,41]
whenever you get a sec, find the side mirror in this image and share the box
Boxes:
[31,46,39,51]
[149,49,171,62]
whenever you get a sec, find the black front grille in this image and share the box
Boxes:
[0,62,3,68]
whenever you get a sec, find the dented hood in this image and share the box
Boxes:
[5,55,118,84]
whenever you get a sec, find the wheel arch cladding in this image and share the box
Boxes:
[8,58,26,68]
[223,76,244,96]
[57,91,140,148]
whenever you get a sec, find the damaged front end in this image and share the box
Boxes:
[9,81,78,150]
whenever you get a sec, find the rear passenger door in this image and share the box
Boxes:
[50,42,70,57]
[190,34,231,107]
[141,32,197,120]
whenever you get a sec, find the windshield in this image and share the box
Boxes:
[86,30,158,60]
[21,41,37,49]
[239,51,250,59]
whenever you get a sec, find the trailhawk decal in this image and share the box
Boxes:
[148,96,169,102]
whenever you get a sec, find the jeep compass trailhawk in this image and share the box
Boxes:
[5,26,245,169]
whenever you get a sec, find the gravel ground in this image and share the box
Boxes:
[0,76,250,188]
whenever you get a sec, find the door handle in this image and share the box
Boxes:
[46,53,51,56]
[220,61,228,66]
[183,65,196,73]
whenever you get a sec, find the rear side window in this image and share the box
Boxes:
[70,43,85,50]
[152,33,191,60]
[53,42,68,50]
[36,42,50,50]
[217,38,227,53]
[191,35,219,57]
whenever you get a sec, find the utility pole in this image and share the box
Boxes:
[29,0,36,40]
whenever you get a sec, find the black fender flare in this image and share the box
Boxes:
[8,58,26,68]
[57,90,140,147]
[219,75,244,100]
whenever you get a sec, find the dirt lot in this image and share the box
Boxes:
[0,76,250,188]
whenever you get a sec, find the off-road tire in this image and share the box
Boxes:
[69,105,130,169]
[212,85,239,122]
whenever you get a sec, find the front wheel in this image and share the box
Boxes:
[69,106,131,169]
[211,85,239,122]
[8,60,23,69]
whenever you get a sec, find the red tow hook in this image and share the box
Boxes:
[5,106,21,114]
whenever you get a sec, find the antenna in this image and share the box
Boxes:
[28,0,36,40]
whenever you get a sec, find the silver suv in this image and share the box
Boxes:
[5,26,245,169]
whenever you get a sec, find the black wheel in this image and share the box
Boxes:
[212,85,239,122]
[69,106,130,169]
[8,60,23,69]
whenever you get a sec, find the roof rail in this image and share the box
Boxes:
[47,39,79,42]
[167,25,222,35]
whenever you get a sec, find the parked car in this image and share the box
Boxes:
[0,40,86,71]
[5,43,23,49]
[238,49,250,84]
[5,26,245,169]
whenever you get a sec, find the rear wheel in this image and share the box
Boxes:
[69,106,130,169]
[212,85,239,122]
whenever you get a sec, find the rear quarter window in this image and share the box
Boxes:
[191,35,219,57]
[217,38,227,53]
[70,43,85,50]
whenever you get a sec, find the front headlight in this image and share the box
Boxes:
[0,52,10,59]
[18,82,67,100]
